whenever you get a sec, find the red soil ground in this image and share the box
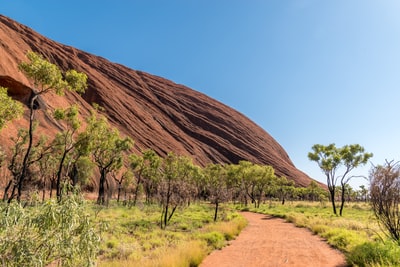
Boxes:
[200,212,348,267]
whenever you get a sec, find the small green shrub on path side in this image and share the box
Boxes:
[348,241,400,267]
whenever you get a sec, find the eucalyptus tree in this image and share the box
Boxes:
[308,143,372,215]
[37,152,58,201]
[305,180,327,202]
[111,168,133,203]
[16,51,87,201]
[52,105,83,199]
[253,165,276,208]
[204,163,229,221]
[158,152,194,229]
[81,109,133,205]
[274,176,295,205]
[0,86,23,130]
[4,129,28,201]
[234,161,256,206]
[130,149,163,205]
[188,164,204,204]
[6,127,51,202]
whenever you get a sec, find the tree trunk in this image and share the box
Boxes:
[214,201,219,222]
[97,168,106,205]
[56,149,68,200]
[17,94,37,202]
[329,187,337,215]
[133,175,141,206]
[162,182,171,229]
[339,183,346,216]
[117,182,122,203]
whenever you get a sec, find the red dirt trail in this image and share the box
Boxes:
[200,212,348,267]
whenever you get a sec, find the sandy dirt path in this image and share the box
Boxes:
[200,212,348,267]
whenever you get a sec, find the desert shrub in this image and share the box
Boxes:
[0,194,99,267]
[199,231,225,249]
[310,224,329,235]
[348,241,400,267]
[205,215,247,241]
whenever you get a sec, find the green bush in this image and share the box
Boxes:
[199,231,225,249]
[348,241,400,267]
[0,194,100,267]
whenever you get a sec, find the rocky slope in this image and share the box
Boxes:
[0,15,314,186]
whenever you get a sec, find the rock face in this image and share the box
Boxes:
[0,15,314,187]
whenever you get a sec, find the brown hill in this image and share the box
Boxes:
[0,15,314,187]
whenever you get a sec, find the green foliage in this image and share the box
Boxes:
[64,69,88,94]
[18,51,87,95]
[158,152,197,228]
[199,231,225,249]
[82,108,133,204]
[74,156,95,185]
[0,86,23,130]
[308,143,373,215]
[10,51,88,202]
[129,149,162,205]
[0,193,100,266]
[348,241,400,267]
[54,104,81,130]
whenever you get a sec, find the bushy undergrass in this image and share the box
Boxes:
[247,201,399,267]
[95,202,247,267]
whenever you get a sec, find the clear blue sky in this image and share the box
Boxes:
[3,1,400,188]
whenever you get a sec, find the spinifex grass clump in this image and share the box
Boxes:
[0,193,100,267]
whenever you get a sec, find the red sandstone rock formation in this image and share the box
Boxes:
[0,15,314,187]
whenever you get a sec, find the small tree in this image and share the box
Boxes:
[15,51,87,201]
[252,164,276,208]
[236,161,256,206]
[158,152,194,229]
[82,109,133,205]
[308,143,372,216]
[129,149,162,206]
[204,163,228,221]
[275,176,295,205]
[111,169,133,203]
[305,181,327,202]
[370,160,400,243]
[6,128,52,202]
[52,105,82,200]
